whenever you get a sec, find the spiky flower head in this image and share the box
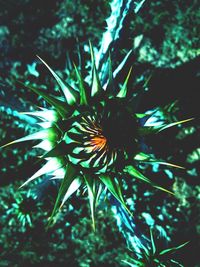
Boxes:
[2,43,193,229]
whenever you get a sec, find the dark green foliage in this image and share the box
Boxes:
[0,184,128,266]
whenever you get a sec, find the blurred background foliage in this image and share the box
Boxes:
[0,0,199,266]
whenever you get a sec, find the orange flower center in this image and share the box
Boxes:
[90,135,107,152]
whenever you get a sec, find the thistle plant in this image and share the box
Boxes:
[1,42,193,229]
[1,0,193,230]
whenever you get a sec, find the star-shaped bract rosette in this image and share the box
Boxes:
[2,43,193,229]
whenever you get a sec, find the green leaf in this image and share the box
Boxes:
[47,163,78,227]
[74,64,88,105]
[99,175,132,216]
[124,166,174,195]
[37,55,78,105]
[89,41,102,97]
[159,241,189,256]
[117,67,132,98]
[18,81,69,118]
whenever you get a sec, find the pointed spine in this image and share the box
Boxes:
[20,158,64,187]
[18,81,68,118]
[104,54,115,92]
[117,66,132,98]
[47,163,78,227]
[89,42,102,97]
[1,128,57,148]
[37,55,78,105]
[74,64,88,105]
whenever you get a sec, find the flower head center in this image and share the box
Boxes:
[89,135,107,152]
